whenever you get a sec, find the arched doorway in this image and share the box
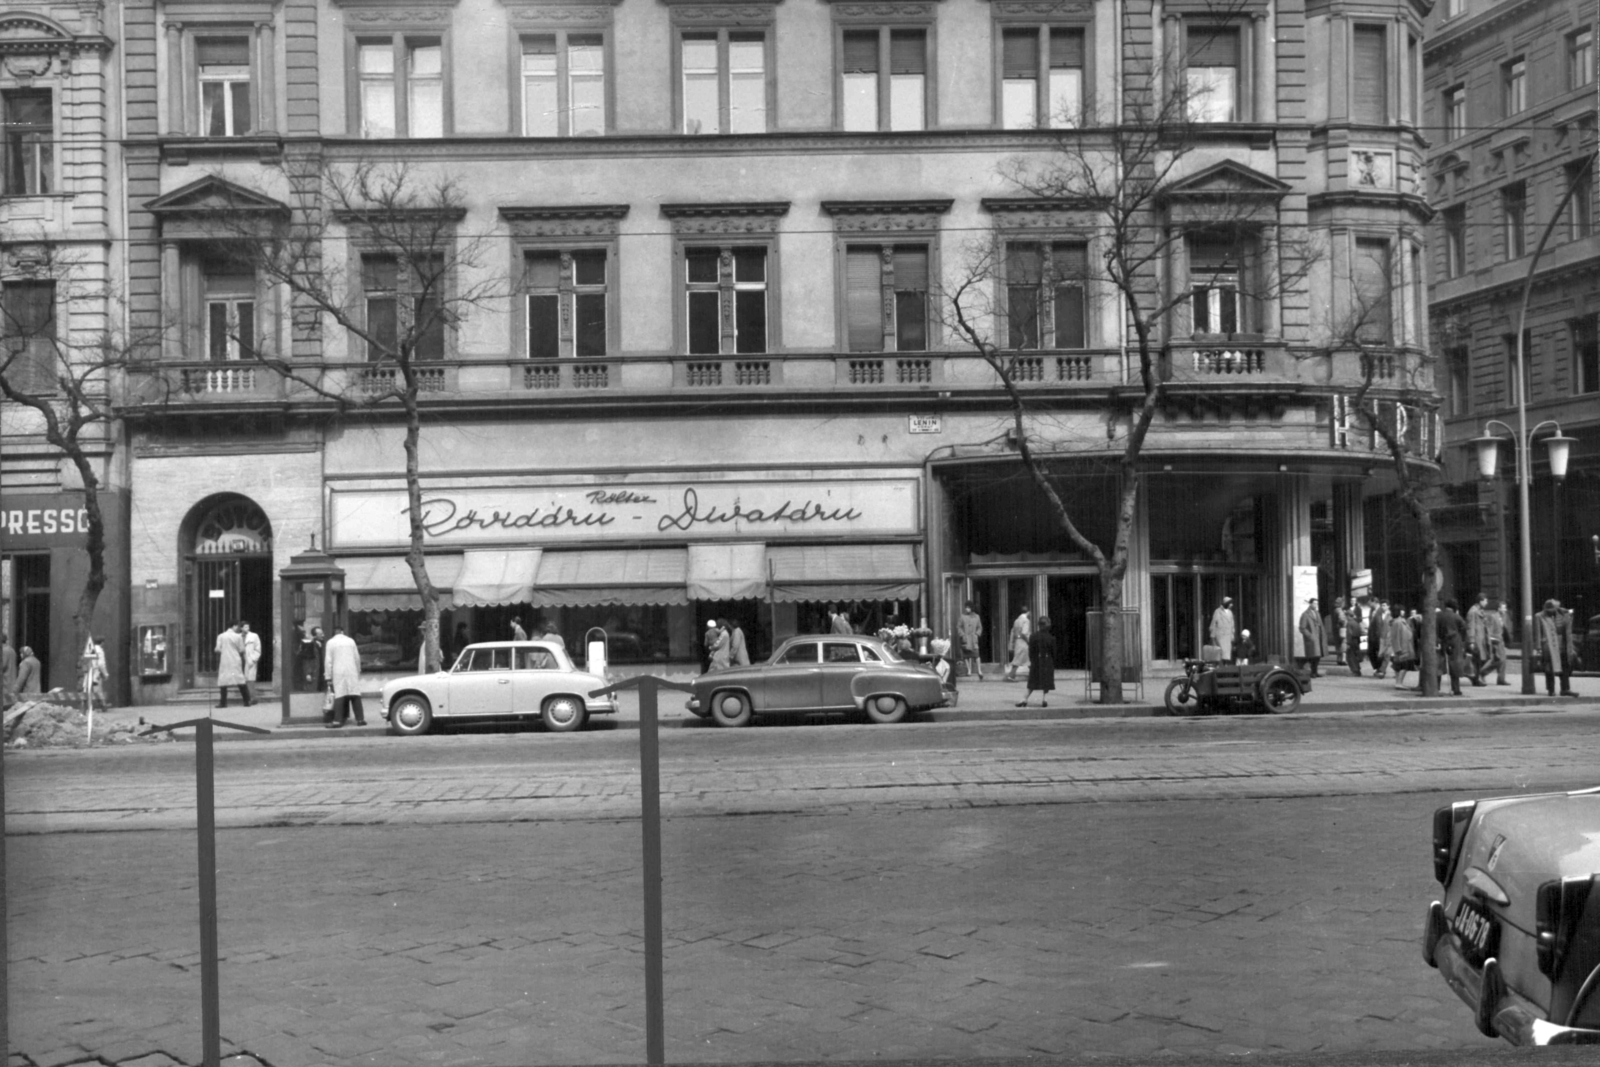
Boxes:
[184,496,273,688]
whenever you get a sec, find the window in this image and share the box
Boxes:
[356,37,446,137]
[1004,242,1086,349]
[1351,25,1387,125]
[780,641,818,663]
[1000,27,1084,129]
[522,34,606,136]
[1407,35,1419,125]
[1184,24,1241,123]
[1502,182,1526,259]
[1445,0,1463,17]
[1573,315,1599,394]
[1570,27,1594,91]
[1188,233,1255,335]
[844,245,930,352]
[197,37,253,136]
[681,30,768,134]
[1503,330,1531,404]
[203,268,255,361]
[1568,160,1594,240]
[1502,56,1526,116]
[1,89,51,196]
[685,246,767,354]
[1352,237,1392,344]
[1443,205,1467,278]
[525,249,608,358]
[1446,345,1470,416]
[1443,85,1465,139]
[1,281,56,392]
[840,27,927,132]
[361,253,444,360]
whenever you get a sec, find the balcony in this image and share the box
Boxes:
[117,346,1435,416]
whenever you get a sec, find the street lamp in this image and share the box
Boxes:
[1472,419,1576,694]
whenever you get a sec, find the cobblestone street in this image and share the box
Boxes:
[7,707,1597,1067]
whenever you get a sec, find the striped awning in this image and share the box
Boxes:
[766,543,922,603]
[451,549,542,607]
[532,548,689,607]
[341,554,462,612]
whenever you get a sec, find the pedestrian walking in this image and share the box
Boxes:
[727,619,750,667]
[510,617,529,641]
[1436,598,1470,696]
[1016,617,1056,707]
[1370,602,1391,677]
[1326,597,1347,666]
[1465,593,1491,686]
[1005,607,1031,682]
[1208,597,1236,660]
[705,619,730,672]
[1346,599,1366,676]
[956,601,984,681]
[16,645,41,697]
[324,625,366,727]
[1534,599,1580,697]
[926,637,957,697]
[0,632,16,708]
[214,622,253,707]
[1484,600,1510,685]
[1297,598,1325,677]
[241,621,262,694]
[1388,608,1416,689]
[537,618,565,648]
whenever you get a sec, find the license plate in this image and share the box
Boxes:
[1452,897,1500,968]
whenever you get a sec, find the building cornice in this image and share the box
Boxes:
[1307,189,1434,223]
[1423,0,1549,62]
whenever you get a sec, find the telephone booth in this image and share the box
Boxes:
[279,541,346,726]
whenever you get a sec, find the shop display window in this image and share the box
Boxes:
[349,607,457,672]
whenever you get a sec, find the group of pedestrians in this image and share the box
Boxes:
[1295,591,1581,698]
[0,633,44,709]
[702,618,751,672]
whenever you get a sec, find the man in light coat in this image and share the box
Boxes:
[241,621,262,691]
[1208,596,1236,660]
[324,625,366,727]
[728,620,750,667]
[1005,608,1031,682]
[215,622,252,707]
[1484,600,1510,685]
[1297,597,1325,677]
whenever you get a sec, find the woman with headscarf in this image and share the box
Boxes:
[1016,617,1056,708]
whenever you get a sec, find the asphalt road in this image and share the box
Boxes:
[6,705,1598,1067]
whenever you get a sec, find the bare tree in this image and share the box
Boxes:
[1336,239,1442,696]
[946,44,1313,703]
[212,161,504,672]
[0,249,163,685]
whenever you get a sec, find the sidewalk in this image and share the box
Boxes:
[105,659,1594,740]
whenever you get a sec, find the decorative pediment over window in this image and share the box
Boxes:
[660,201,789,235]
[145,176,289,239]
[331,0,461,26]
[821,198,952,233]
[826,0,939,16]
[981,197,1096,231]
[1161,161,1290,203]
[661,0,782,27]
[499,204,630,239]
[0,12,112,70]
[506,0,622,29]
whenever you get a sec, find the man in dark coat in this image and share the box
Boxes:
[1297,598,1325,677]
[1436,598,1470,697]
[1016,617,1056,708]
[1535,599,1579,697]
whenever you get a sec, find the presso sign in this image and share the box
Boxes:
[330,480,919,548]
[1,496,91,546]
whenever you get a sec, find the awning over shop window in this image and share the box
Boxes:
[767,543,922,603]
[452,549,541,607]
[532,548,689,607]
[341,554,462,612]
[686,542,767,601]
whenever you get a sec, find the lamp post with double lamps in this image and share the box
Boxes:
[1471,420,1576,695]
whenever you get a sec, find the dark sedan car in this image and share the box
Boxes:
[1423,786,1600,1045]
[685,634,948,727]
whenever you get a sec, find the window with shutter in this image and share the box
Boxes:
[526,253,561,359]
[839,26,929,131]
[892,247,928,351]
[1048,29,1084,127]
[1002,30,1040,128]
[888,31,925,131]
[1051,242,1087,349]
[1351,26,1386,124]
[846,249,883,351]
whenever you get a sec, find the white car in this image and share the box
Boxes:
[380,640,616,736]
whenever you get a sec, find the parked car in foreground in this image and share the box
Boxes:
[685,634,947,727]
[380,641,616,736]
[1423,786,1600,1045]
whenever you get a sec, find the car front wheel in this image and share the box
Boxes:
[390,694,433,736]
[542,695,587,732]
[711,691,752,728]
[865,694,908,724]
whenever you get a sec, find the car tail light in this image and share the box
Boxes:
[1536,877,1595,979]
[1434,801,1477,884]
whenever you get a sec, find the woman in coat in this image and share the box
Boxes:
[1005,608,1031,681]
[705,620,730,671]
[1016,617,1056,708]
[1387,608,1416,689]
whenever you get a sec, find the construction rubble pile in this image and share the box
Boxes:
[4,690,174,748]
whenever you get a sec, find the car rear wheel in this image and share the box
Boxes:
[711,691,752,728]
[1260,674,1302,713]
[542,695,587,732]
[390,694,433,736]
[1163,678,1199,716]
[865,694,908,725]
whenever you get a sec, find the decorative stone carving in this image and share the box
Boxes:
[500,204,629,238]
[821,199,952,233]
[1352,150,1393,190]
[660,201,789,235]
[827,2,938,19]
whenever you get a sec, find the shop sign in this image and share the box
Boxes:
[330,478,920,549]
[908,415,942,434]
[0,494,91,546]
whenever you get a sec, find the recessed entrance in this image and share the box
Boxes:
[184,498,274,687]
